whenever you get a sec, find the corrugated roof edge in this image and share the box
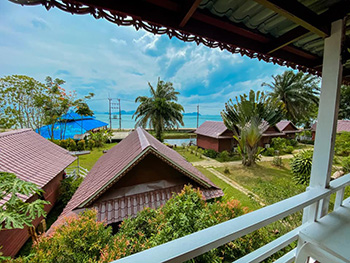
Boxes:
[0,128,32,138]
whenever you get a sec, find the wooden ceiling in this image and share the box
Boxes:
[10,0,350,80]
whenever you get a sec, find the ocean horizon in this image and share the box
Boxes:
[94,113,223,129]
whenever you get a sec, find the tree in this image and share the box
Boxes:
[0,172,50,230]
[133,78,184,141]
[0,75,47,130]
[221,90,284,166]
[262,70,319,125]
[339,85,350,120]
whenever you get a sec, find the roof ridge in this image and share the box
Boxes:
[136,127,151,150]
[0,129,32,138]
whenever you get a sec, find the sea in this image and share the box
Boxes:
[94,113,223,129]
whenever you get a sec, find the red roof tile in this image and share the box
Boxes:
[0,129,76,205]
[94,186,224,224]
[195,121,232,138]
[312,120,350,133]
[60,128,223,219]
[276,120,299,132]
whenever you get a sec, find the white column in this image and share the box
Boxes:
[308,19,344,217]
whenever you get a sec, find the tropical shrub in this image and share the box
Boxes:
[59,176,84,206]
[203,149,218,158]
[341,156,350,174]
[68,139,76,151]
[290,150,313,185]
[263,147,275,156]
[16,210,112,263]
[89,130,112,148]
[88,139,95,150]
[285,146,294,154]
[77,140,86,151]
[218,150,230,162]
[58,139,68,149]
[335,132,350,156]
[224,166,230,174]
[98,185,269,263]
[288,139,298,147]
[272,156,283,167]
[271,137,287,151]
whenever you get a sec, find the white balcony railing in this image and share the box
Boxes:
[112,173,350,263]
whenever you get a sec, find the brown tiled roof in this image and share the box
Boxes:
[312,120,350,133]
[276,120,300,132]
[61,128,223,218]
[195,121,231,139]
[0,129,76,205]
[94,186,223,224]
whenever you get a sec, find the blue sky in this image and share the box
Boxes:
[0,1,288,115]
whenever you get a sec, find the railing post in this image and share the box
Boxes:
[307,19,344,219]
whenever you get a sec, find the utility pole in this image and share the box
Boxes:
[118,98,122,130]
[108,98,112,130]
[197,105,199,128]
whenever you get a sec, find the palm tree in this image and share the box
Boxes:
[133,78,184,141]
[221,90,284,166]
[262,70,319,124]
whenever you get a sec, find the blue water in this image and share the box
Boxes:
[164,138,196,146]
[94,114,222,129]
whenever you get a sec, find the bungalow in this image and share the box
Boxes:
[311,120,350,140]
[54,128,223,231]
[0,129,76,257]
[195,121,285,152]
[276,120,301,139]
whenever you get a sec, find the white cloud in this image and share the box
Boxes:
[110,38,127,46]
[133,32,160,51]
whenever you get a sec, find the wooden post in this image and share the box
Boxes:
[307,19,344,219]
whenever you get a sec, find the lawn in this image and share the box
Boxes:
[149,130,196,139]
[215,160,307,205]
[173,146,204,163]
[196,167,261,210]
[68,142,118,171]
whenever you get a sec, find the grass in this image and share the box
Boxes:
[215,160,307,205]
[152,131,196,139]
[197,167,261,210]
[68,142,118,170]
[173,146,204,163]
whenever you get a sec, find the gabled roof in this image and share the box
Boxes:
[276,120,299,132]
[61,128,222,217]
[0,129,76,205]
[60,111,96,121]
[312,120,350,133]
[195,121,232,139]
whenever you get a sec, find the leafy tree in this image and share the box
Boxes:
[0,75,47,130]
[0,172,50,230]
[89,129,112,148]
[338,85,350,120]
[133,78,184,141]
[221,90,284,166]
[262,70,319,125]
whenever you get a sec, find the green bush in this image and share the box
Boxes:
[88,139,95,150]
[264,147,275,156]
[77,140,86,151]
[89,130,112,148]
[288,139,298,147]
[59,139,68,149]
[290,150,313,185]
[203,149,218,158]
[52,139,60,146]
[285,146,294,154]
[299,139,314,145]
[218,150,230,162]
[335,132,350,156]
[342,156,350,174]
[224,166,230,174]
[98,185,269,263]
[271,137,288,151]
[21,210,112,263]
[59,176,84,206]
[68,139,76,151]
[272,156,283,167]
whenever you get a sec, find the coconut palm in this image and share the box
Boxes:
[262,70,319,124]
[133,78,184,141]
[221,90,284,166]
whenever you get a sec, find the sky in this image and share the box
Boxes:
[0,1,288,115]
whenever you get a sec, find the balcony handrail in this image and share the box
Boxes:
[112,173,350,263]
